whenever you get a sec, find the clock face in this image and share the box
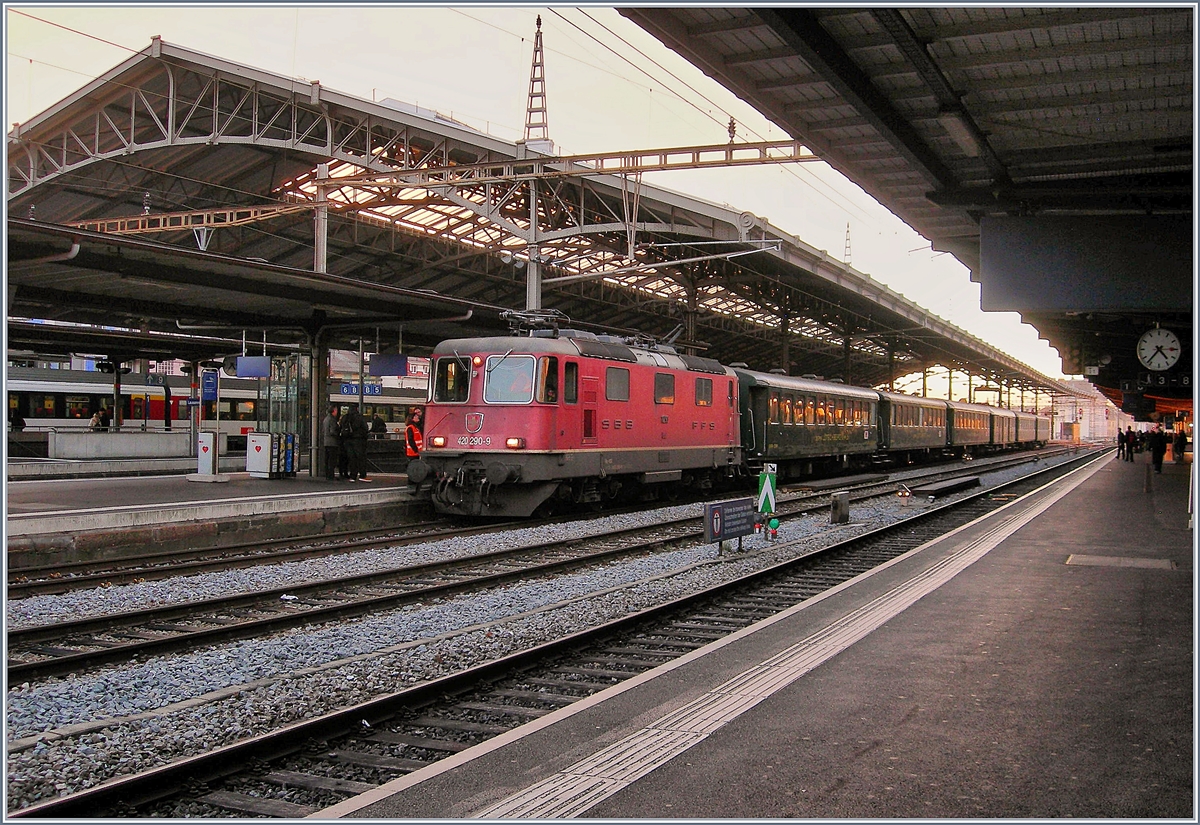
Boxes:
[1137,328,1181,371]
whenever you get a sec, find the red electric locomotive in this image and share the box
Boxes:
[406,320,741,517]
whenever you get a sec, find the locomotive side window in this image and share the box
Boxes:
[654,373,675,404]
[536,356,559,403]
[564,362,578,404]
[485,355,535,403]
[434,358,470,403]
[606,367,630,402]
[695,377,712,407]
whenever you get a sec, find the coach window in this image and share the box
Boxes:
[804,396,814,425]
[695,377,713,407]
[433,357,470,403]
[654,373,675,404]
[32,394,56,418]
[65,395,91,420]
[536,356,559,403]
[485,354,536,403]
[781,394,793,425]
[606,367,630,401]
[768,392,779,423]
[563,362,578,404]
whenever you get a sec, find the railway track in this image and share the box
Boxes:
[8,448,1104,819]
[7,449,1072,682]
[8,448,1070,598]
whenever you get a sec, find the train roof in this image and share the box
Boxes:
[947,399,1016,418]
[733,369,880,400]
[430,334,729,375]
[875,390,950,409]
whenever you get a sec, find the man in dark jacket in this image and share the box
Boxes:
[340,403,371,481]
[1149,426,1168,474]
[321,405,341,480]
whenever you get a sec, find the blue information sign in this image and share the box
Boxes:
[703,497,756,543]
[201,370,218,401]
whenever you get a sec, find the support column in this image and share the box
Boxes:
[110,355,122,431]
[947,368,954,402]
[314,163,329,274]
[780,311,791,375]
[887,345,895,392]
[921,366,927,398]
[525,180,542,310]
[685,283,698,356]
[310,334,326,478]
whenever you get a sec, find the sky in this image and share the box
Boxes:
[5,3,1068,383]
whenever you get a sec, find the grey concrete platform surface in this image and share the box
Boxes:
[6,468,425,566]
[320,452,1194,820]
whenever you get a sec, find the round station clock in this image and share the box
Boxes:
[1136,327,1181,371]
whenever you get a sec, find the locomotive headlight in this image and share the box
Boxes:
[430,435,447,448]
[472,355,483,367]
[505,437,526,449]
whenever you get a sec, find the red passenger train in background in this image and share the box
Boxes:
[406,313,1050,517]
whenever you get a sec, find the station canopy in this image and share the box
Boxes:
[7,37,1072,396]
[621,7,1192,410]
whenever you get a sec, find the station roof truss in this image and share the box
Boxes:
[620,7,1193,408]
[7,37,1072,396]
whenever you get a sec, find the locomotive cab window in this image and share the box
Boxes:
[485,354,535,403]
[433,357,470,403]
[536,356,559,403]
[695,377,712,407]
[606,367,630,402]
[654,373,675,405]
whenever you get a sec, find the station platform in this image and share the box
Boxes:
[6,468,426,567]
[319,451,1194,819]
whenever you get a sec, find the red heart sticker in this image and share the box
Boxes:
[255,445,262,452]
[201,445,209,453]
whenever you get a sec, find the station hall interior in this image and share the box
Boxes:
[5,7,1193,468]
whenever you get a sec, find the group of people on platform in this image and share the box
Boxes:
[321,403,423,482]
[1117,425,1188,474]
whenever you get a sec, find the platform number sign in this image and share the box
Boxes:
[757,463,777,515]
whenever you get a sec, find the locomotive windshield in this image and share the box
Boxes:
[484,354,535,403]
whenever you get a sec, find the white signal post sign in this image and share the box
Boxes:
[757,463,777,514]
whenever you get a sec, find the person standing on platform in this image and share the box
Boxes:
[1125,427,1136,462]
[370,413,387,438]
[1174,429,1187,463]
[405,407,424,462]
[340,403,371,481]
[1150,425,1168,474]
[1117,428,1126,460]
[321,405,341,481]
